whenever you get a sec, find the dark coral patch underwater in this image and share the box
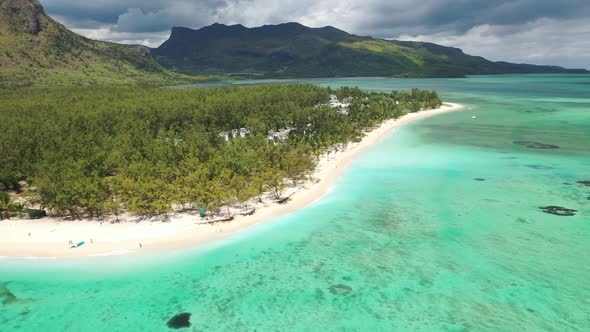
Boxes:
[167,313,191,329]
[525,164,555,170]
[0,284,18,305]
[522,107,558,114]
[513,141,560,149]
[539,206,577,216]
[0,287,18,304]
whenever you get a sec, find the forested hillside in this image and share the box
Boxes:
[151,22,589,78]
[0,85,441,219]
[0,0,204,88]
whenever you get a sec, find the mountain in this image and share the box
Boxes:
[151,22,589,78]
[0,0,200,88]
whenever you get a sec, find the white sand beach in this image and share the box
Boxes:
[0,103,464,258]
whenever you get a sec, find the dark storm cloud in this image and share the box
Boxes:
[42,0,167,25]
[41,0,590,34]
[360,0,590,36]
[43,0,228,32]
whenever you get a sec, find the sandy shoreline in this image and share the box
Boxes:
[0,103,464,259]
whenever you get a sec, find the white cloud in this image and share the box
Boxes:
[71,27,170,48]
[396,17,590,68]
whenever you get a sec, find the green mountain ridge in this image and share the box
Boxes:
[1,1,586,87]
[0,0,201,88]
[151,22,588,78]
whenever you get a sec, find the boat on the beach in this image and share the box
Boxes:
[70,241,85,249]
[201,216,235,225]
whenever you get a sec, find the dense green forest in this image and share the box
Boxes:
[0,85,441,219]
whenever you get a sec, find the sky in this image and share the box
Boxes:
[42,0,590,69]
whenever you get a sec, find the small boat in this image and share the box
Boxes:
[70,241,85,249]
[202,216,235,224]
[276,196,291,204]
[240,209,256,216]
[472,115,477,119]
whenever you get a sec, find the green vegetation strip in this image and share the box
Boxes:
[0,85,441,219]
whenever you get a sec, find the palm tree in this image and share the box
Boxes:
[0,192,12,220]
[10,202,25,218]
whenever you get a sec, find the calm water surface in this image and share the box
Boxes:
[1,75,589,331]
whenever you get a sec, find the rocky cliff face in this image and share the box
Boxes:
[1,0,47,34]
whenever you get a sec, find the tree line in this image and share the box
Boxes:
[0,84,441,219]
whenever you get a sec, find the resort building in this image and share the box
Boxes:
[267,128,292,141]
[329,94,351,115]
[219,128,251,142]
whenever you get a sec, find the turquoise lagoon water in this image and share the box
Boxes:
[1,75,589,331]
